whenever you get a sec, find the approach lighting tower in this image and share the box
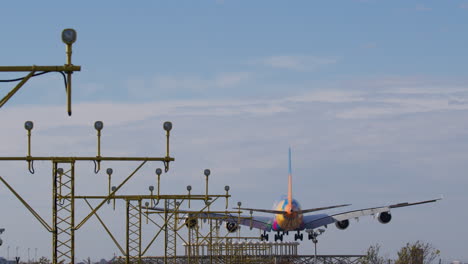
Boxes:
[0,28,81,115]
[0,120,174,264]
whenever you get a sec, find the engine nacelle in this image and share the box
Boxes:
[225,222,239,233]
[185,217,198,229]
[377,212,392,224]
[335,219,350,230]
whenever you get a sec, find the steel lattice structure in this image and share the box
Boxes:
[127,200,143,264]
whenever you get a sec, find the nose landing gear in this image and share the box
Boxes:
[260,231,269,241]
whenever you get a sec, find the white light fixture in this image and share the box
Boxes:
[62,29,77,45]
[24,121,34,131]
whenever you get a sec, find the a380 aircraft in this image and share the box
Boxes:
[151,149,441,242]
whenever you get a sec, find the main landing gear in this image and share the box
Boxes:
[260,231,269,241]
[294,231,304,241]
[274,232,284,242]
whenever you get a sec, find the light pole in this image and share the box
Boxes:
[0,228,4,248]
[306,229,325,264]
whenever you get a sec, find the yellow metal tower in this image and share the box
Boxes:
[0,120,174,264]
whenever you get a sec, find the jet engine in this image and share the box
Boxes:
[225,222,239,233]
[377,212,392,224]
[335,219,350,230]
[185,217,198,229]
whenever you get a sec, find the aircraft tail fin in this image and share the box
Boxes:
[288,147,292,207]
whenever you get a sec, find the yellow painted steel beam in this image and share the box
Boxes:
[72,195,226,199]
[0,71,35,108]
[177,210,245,214]
[84,199,125,255]
[75,161,147,230]
[141,212,166,256]
[0,156,174,162]
[0,176,53,232]
[0,65,81,72]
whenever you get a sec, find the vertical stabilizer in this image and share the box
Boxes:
[288,148,293,206]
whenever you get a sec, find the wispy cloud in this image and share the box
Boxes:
[152,72,250,91]
[361,42,377,49]
[460,3,468,9]
[253,55,338,71]
[415,4,432,11]
[126,72,251,99]
[287,90,365,103]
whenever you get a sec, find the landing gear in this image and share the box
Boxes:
[261,232,269,241]
[274,232,284,242]
[294,231,303,241]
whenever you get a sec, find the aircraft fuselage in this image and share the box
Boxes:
[272,198,304,231]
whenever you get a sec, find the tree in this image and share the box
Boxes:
[362,244,387,264]
[38,257,51,264]
[395,241,440,264]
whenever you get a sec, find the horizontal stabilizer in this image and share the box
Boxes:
[298,204,351,214]
[236,208,286,214]
[236,203,351,215]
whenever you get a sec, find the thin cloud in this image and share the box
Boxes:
[253,55,338,71]
[152,72,250,91]
[287,90,365,103]
[361,42,377,49]
[125,72,251,99]
[415,4,432,11]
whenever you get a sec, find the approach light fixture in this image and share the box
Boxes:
[204,169,211,177]
[145,202,149,207]
[94,121,104,131]
[24,121,34,131]
[149,186,154,192]
[237,201,242,207]
[111,186,116,192]
[155,168,162,176]
[106,168,113,175]
[163,121,172,132]
[61,28,77,45]
[225,185,230,192]
[187,185,192,191]
[57,168,64,175]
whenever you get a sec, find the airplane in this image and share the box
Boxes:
[148,148,441,242]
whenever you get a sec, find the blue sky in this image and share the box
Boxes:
[1,0,468,262]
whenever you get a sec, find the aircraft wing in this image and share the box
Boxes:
[206,213,273,231]
[303,198,441,230]
[146,207,274,231]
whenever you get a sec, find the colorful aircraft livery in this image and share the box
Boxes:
[273,148,304,231]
